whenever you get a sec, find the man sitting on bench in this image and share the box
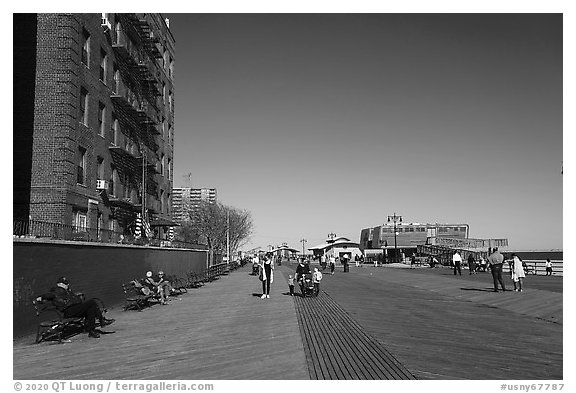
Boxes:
[36,276,114,338]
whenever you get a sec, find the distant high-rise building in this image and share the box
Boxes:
[13,13,175,238]
[172,188,217,223]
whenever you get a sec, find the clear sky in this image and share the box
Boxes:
[164,13,563,251]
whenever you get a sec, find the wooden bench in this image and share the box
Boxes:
[33,299,85,344]
[122,281,157,311]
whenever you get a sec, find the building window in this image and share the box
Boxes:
[167,158,172,180]
[100,49,107,83]
[97,156,104,180]
[123,174,131,199]
[74,210,87,231]
[160,189,165,213]
[81,29,90,66]
[168,123,172,144]
[80,88,89,126]
[169,58,174,79]
[111,116,119,145]
[169,90,173,112]
[162,83,166,103]
[113,64,120,94]
[77,146,87,185]
[114,21,122,45]
[98,102,106,136]
[109,166,117,196]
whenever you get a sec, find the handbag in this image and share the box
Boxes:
[258,270,263,281]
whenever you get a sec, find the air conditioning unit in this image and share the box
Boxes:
[101,14,112,32]
[96,180,108,190]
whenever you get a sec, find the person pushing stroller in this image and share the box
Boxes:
[295,258,311,295]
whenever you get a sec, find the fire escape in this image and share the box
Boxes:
[101,13,163,234]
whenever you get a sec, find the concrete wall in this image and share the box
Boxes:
[13,239,208,338]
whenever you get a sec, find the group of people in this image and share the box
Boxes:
[451,248,529,292]
[252,253,327,298]
[143,270,176,305]
[319,254,337,275]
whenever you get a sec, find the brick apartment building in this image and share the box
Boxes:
[14,13,175,239]
[171,188,217,224]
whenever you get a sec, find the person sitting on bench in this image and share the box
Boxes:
[144,271,169,305]
[36,276,114,338]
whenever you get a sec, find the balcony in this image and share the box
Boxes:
[109,146,141,174]
[110,95,159,151]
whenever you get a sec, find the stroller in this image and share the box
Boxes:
[300,273,315,297]
[252,263,259,276]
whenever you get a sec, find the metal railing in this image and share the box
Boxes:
[14,219,124,243]
[13,219,205,250]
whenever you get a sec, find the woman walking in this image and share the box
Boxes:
[259,254,274,299]
[511,253,525,292]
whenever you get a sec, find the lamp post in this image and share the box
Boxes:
[387,213,403,263]
[300,239,307,260]
[327,232,336,257]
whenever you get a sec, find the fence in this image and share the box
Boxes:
[13,219,124,243]
[502,260,563,277]
[13,219,205,250]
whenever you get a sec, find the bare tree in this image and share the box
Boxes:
[176,200,253,265]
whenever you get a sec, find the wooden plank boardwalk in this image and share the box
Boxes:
[13,266,308,380]
[13,262,562,380]
[292,289,414,379]
[314,263,563,380]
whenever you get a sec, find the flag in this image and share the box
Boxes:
[135,214,142,238]
[143,216,152,239]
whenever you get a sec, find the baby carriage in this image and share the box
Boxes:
[300,273,315,297]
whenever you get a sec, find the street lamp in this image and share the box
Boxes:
[300,238,307,260]
[327,232,336,257]
[387,213,403,263]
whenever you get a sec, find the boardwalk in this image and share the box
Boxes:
[316,263,563,380]
[13,266,308,380]
[13,263,562,380]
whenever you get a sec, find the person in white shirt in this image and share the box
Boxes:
[329,255,336,275]
[312,268,323,296]
[545,259,553,276]
[452,251,462,276]
[511,254,525,291]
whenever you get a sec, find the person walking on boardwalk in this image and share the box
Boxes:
[545,259,553,276]
[288,275,295,296]
[410,254,416,269]
[329,254,336,275]
[510,253,525,292]
[312,267,323,296]
[295,258,311,294]
[259,254,274,299]
[487,247,506,292]
[320,254,327,271]
[452,251,462,276]
[467,253,476,275]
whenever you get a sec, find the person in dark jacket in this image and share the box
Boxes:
[36,276,114,338]
[295,259,311,295]
[467,253,476,275]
